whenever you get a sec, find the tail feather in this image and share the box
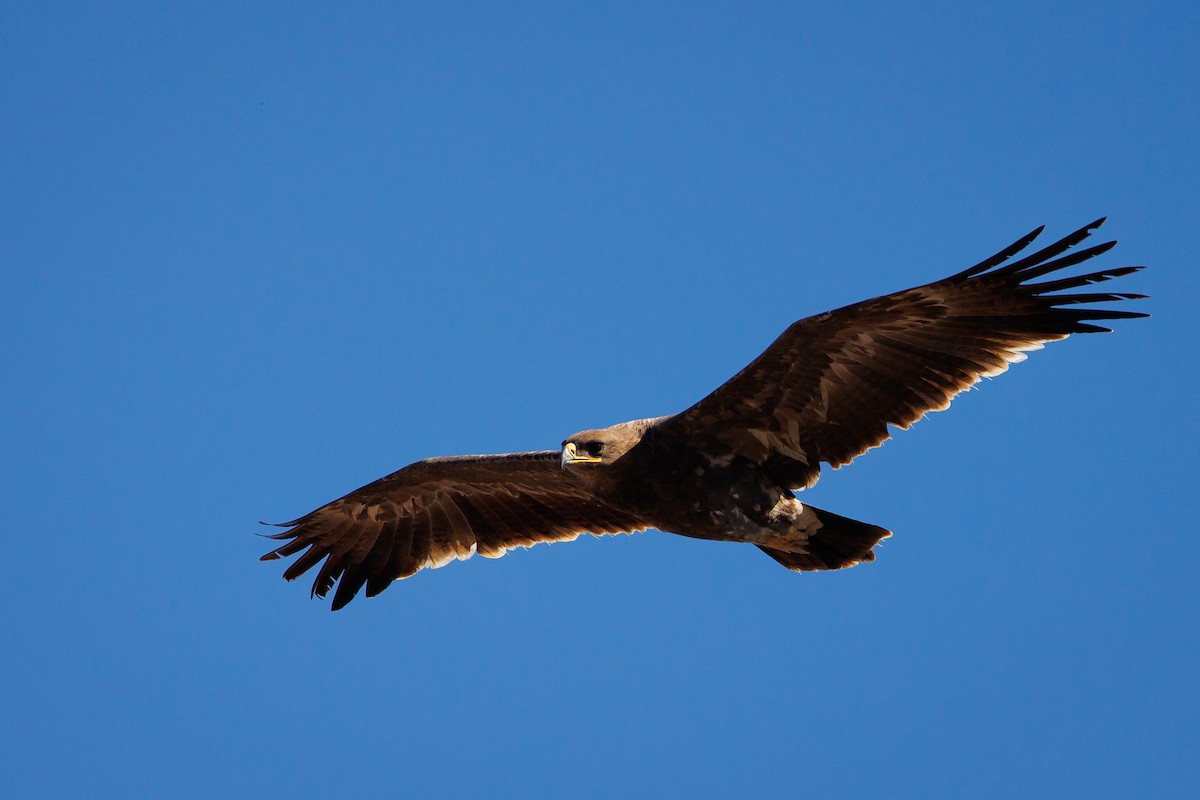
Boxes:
[759,505,891,571]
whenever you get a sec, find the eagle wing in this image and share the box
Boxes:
[662,219,1147,482]
[260,452,648,609]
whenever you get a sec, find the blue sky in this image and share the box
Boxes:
[2,2,1196,797]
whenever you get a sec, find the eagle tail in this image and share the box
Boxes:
[758,505,891,571]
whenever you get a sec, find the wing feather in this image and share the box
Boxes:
[665,220,1147,477]
[358,518,400,598]
[261,452,649,609]
[369,516,415,596]
[408,509,435,573]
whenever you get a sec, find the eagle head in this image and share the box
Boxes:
[561,418,661,471]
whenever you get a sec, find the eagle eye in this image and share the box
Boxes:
[585,440,605,457]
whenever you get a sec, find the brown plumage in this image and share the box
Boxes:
[261,219,1147,609]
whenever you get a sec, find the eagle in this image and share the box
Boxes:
[261,219,1146,610]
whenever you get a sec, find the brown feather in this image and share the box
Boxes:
[665,220,1146,474]
[261,452,649,607]
[263,221,1145,607]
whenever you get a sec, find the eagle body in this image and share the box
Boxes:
[566,418,875,565]
[261,220,1146,609]
[575,420,788,541]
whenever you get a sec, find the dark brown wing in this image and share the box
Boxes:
[260,451,648,609]
[662,219,1147,481]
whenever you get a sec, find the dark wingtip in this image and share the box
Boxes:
[951,223,1048,279]
[257,528,299,542]
[260,518,303,527]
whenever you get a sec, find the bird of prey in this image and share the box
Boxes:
[261,219,1146,610]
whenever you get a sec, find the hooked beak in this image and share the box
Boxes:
[561,442,602,468]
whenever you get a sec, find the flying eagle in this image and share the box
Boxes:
[261,219,1146,609]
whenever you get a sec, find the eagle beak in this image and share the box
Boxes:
[561,442,602,468]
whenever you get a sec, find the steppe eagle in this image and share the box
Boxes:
[261,219,1146,609]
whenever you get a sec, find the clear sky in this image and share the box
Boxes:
[3,2,1196,798]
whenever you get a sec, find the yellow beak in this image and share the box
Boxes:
[561,442,602,468]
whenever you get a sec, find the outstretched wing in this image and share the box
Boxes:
[663,219,1147,481]
[261,451,648,609]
